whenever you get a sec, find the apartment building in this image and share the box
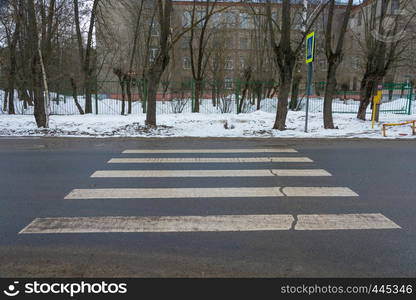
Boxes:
[97,0,372,93]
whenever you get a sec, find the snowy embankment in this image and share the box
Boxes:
[0,111,415,139]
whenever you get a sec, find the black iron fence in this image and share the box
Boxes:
[0,79,413,116]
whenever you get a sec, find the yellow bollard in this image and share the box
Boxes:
[371,91,381,129]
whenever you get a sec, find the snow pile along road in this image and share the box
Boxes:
[0,111,415,139]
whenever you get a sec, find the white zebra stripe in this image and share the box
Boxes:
[91,169,331,178]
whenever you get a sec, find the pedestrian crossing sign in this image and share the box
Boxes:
[306,32,315,64]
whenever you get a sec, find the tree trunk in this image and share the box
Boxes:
[193,80,202,113]
[18,87,33,107]
[19,89,28,109]
[121,80,126,115]
[84,78,93,113]
[74,0,98,114]
[289,76,301,110]
[28,0,48,128]
[70,78,85,114]
[145,71,163,126]
[143,0,172,126]
[239,84,249,113]
[211,86,216,107]
[323,61,338,129]
[145,54,168,126]
[127,78,132,114]
[38,33,49,127]
[256,85,262,111]
[357,76,378,120]
[7,85,15,115]
[7,51,17,114]
[274,70,293,130]
[3,90,8,112]
[33,70,48,127]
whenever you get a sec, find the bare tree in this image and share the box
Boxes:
[322,0,353,129]
[27,0,49,127]
[74,0,100,114]
[354,0,415,120]
[144,0,229,126]
[245,4,276,112]
[266,0,324,130]
[144,0,173,126]
[188,0,218,112]
[0,0,24,114]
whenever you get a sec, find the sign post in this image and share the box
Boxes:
[304,32,315,133]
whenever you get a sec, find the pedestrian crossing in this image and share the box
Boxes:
[64,187,358,199]
[91,169,332,178]
[19,147,401,234]
[20,213,400,234]
[108,157,313,163]
[123,148,298,154]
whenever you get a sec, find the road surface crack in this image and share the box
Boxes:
[291,215,298,230]
[279,186,287,196]
[269,169,278,176]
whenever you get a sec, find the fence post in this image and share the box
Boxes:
[236,80,241,114]
[191,79,195,113]
[95,79,98,115]
[408,83,413,115]
[142,78,147,114]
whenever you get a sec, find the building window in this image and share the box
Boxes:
[352,77,358,91]
[149,47,159,62]
[391,0,400,13]
[239,12,252,29]
[181,36,191,49]
[224,78,233,89]
[183,57,192,70]
[224,57,233,70]
[293,13,303,30]
[224,36,234,49]
[150,22,159,37]
[272,11,279,25]
[240,37,249,49]
[212,13,222,27]
[196,10,206,28]
[224,12,237,28]
[181,78,192,89]
[240,56,247,70]
[182,11,192,27]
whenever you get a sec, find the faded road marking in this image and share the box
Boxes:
[19,215,294,233]
[108,157,313,163]
[123,149,297,154]
[20,213,401,234]
[91,169,331,178]
[64,187,284,199]
[295,213,401,230]
[282,187,358,197]
[64,187,357,199]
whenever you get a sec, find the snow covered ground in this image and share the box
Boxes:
[1,110,415,139]
[1,87,415,138]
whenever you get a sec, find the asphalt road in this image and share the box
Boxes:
[0,137,415,278]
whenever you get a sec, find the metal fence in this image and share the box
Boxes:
[0,79,413,116]
[306,82,413,115]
